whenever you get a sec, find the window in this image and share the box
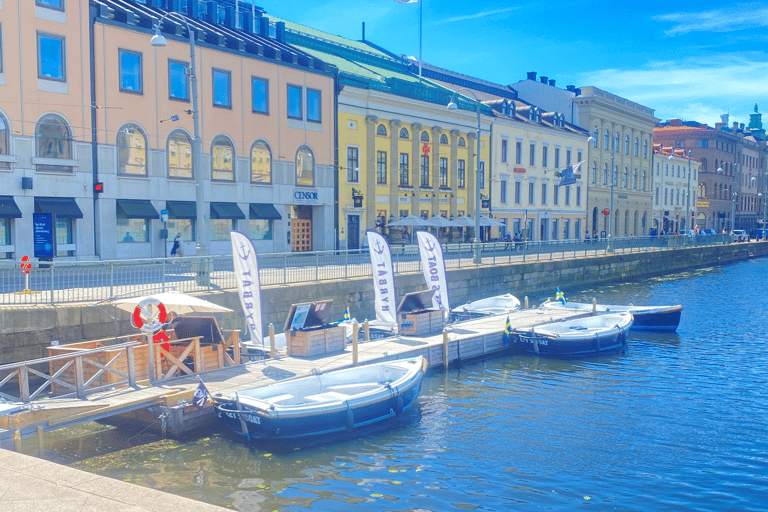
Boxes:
[37,32,66,81]
[167,130,193,179]
[439,134,448,144]
[501,179,508,203]
[593,126,598,147]
[0,24,3,74]
[55,217,74,257]
[577,150,582,162]
[604,129,609,150]
[211,135,234,181]
[250,219,273,240]
[529,143,535,166]
[211,218,237,241]
[576,186,581,206]
[566,149,571,166]
[515,141,522,164]
[542,146,548,168]
[625,135,629,155]
[541,183,547,204]
[554,147,560,168]
[553,184,559,205]
[528,182,535,204]
[458,137,465,147]
[37,0,64,9]
[118,49,142,93]
[0,217,10,257]
[377,151,387,184]
[501,139,508,163]
[591,162,597,183]
[602,163,608,185]
[458,160,465,188]
[117,213,150,243]
[420,131,429,142]
[251,77,268,114]
[479,162,485,189]
[642,171,647,191]
[377,124,387,136]
[168,59,189,101]
[420,155,429,187]
[296,145,314,186]
[634,137,639,157]
[287,84,302,119]
[565,185,570,206]
[633,169,638,189]
[35,114,72,172]
[307,88,321,122]
[346,147,359,183]
[614,132,619,151]
[643,140,648,158]
[117,123,147,176]
[0,114,9,170]
[700,139,708,148]
[212,69,231,108]
[399,153,409,186]
[515,181,521,204]
[400,128,409,139]
[439,157,448,187]
[250,140,272,183]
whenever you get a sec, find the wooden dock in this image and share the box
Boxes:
[1,308,586,447]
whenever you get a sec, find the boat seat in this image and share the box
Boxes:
[327,382,380,391]
[306,391,350,402]
[264,393,294,404]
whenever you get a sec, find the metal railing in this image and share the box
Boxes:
[0,234,733,306]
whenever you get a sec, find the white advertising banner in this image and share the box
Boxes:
[230,231,263,345]
[417,231,450,312]
[367,231,398,325]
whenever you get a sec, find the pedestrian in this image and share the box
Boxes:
[122,231,133,242]
[585,230,591,243]
[171,232,183,262]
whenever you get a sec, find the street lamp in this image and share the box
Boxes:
[151,12,208,257]
[607,134,616,252]
[447,89,482,263]
[717,163,737,233]
[669,150,692,232]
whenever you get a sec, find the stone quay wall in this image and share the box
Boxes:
[2,242,765,364]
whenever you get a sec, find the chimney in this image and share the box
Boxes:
[566,85,575,92]
[526,71,537,81]
[740,123,745,130]
[548,79,556,86]
[275,21,286,43]
[540,75,548,84]
[733,122,739,131]
[258,16,270,37]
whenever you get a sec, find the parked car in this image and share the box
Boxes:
[703,229,716,236]
[732,229,748,242]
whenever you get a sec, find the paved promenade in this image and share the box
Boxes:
[0,448,227,511]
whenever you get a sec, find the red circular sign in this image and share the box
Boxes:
[602,208,610,216]
[20,255,31,275]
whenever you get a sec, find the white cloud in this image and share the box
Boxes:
[653,6,768,36]
[433,7,520,25]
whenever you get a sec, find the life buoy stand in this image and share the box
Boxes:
[131,297,167,334]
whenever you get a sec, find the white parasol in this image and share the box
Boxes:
[110,291,232,315]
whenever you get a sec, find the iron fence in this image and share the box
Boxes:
[0,234,733,306]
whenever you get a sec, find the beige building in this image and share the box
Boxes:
[651,147,701,233]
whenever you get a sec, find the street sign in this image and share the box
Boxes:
[20,255,31,275]
[603,208,610,216]
[160,209,169,223]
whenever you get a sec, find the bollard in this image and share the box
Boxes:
[269,323,276,359]
[443,329,449,369]
[524,296,529,309]
[352,321,360,365]
[364,319,370,342]
[37,425,45,458]
[592,298,597,313]
[14,429,21,452]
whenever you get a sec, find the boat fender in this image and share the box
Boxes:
[594,335,601,354]
[346,406,354,432]
[394,394,404,416]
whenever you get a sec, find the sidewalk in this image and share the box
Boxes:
[0,448,227,511]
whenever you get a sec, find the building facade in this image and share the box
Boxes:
[651,147,701,233]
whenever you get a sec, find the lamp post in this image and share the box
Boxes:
[151,13,208,257]
[717,163,738,233]
[607,135,616,252]
[669,150,692,232]
[447,89,482,263]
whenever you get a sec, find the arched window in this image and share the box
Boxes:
[634,137,639,157]
[36,114,72,172]
[117,123,148,176]
[295,145,314,187]
[614,132,620,152]
[602,163,608,185]
[591,161,597,184]
[167,130,193,179]
[593,126,598,147]
[623,167,628,188]
[634,210,638,235]
[458,137,466,147]
[624,135,629,154]
[420,131,430,142]
[399,128,409,139]
[642,170,647,191]
[377,124,387,136]
[439,134,448,144]
[633,169,638,189]
[211,135,235,181]
[509,103,515,116]
[0,113,9,169]
[643,140,648,158]
[250,140,272,184]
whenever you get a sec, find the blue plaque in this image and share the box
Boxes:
[33,212,54,258]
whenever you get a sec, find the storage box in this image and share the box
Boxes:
[397,289,445,336]
[284,299,347,357]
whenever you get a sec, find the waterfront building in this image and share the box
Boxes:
[650,147,701,233]
[654,113,767,232]
[511,74,657,238]
[0,0,337,261]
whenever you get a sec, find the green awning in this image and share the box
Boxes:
[211,202,246,220]
[0,196,22,218]
[166,201,196,219]
[249,203,282,219]
[116,199,159,219]
[34,197,83,218]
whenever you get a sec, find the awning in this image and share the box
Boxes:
[249,203,282,219]
[166,201,196,219]
[34,197,83,218]
[116,199,159,219]
[211,202,245,220]
[0,196,22,218]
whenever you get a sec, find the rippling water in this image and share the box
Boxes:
[59,258,768,511]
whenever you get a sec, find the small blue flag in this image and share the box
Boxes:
[192,379,210,409]
[556,288,567,305]
[170,115,179,122]
[503,315,512,346]
[343,307,350,322]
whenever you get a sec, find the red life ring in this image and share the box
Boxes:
[131,298,167,334]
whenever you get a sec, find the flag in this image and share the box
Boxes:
[343,307,350,322]
[556,288,567,305]
[557,161,581,186]
[503,316,512,346]
[417,231,450,313]
[192,379,210,409]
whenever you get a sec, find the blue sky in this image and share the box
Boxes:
[259,0,768,129]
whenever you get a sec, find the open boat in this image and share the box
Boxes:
[214,356,427,441]
[450,293,521,321]
[541,300,682,331]
[512,312,633,358]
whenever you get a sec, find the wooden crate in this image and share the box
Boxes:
[399,310,445,336]
[287,326,346,357]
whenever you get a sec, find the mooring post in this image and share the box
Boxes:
[14,429,21,452]
[592,298,597,313]
[364,319,370,341]
[525,296,529,309]
[443,329,449,369]
[269,323,275,359]
[37,425,45,457]
[352,321,360,365]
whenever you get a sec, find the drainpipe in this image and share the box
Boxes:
[89,4,101,258]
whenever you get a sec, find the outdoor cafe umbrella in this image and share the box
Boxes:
[388,214,432,243]
[427,215,461,228]
[479,215,505,227]
[451,215,475,242]
[111,291,232,315]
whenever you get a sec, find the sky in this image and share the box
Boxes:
[258,0,768,129]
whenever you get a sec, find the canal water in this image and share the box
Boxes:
[52,258,767,511]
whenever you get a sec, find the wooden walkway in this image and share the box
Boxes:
[1,308,586,445]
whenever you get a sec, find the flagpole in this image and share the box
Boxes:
[418,0,422,81]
